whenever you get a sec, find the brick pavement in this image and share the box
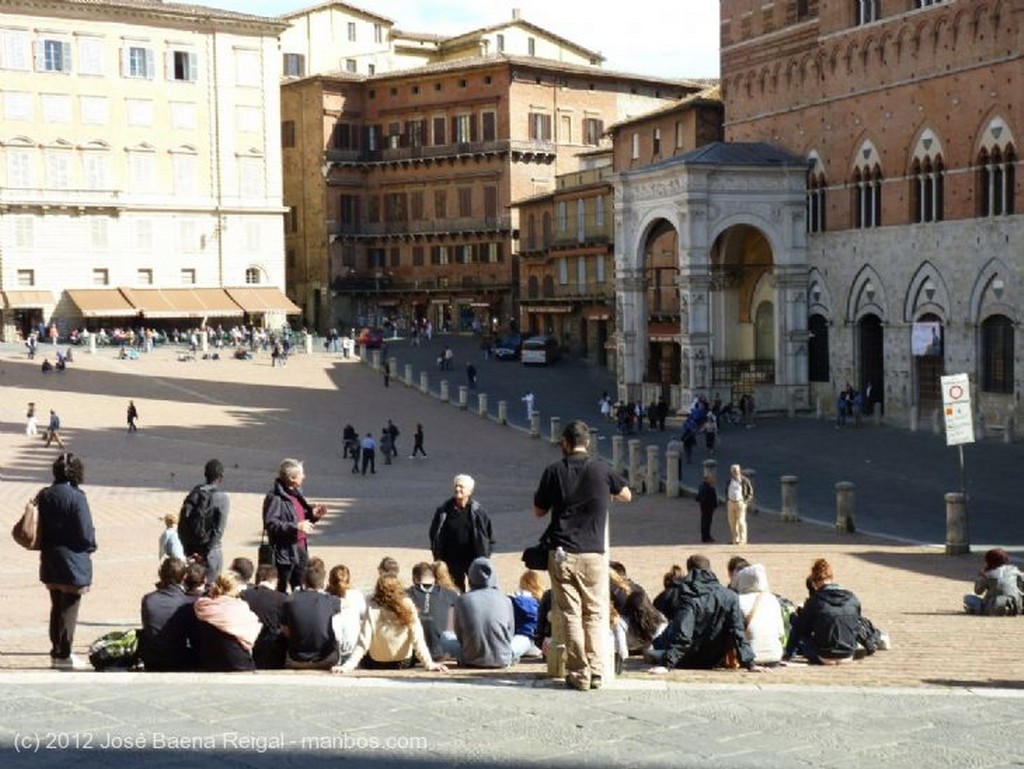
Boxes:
[1,342,1019,688]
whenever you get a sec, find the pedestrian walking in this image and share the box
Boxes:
[44,409,66,449]
[411,423,427,458]
[127,400,139,432]
[532,420,631,691]
[522,391,535,422]
[380,428,394,465]
[466,363,477,389]
[26,401,38,436]
[383,361,391,387]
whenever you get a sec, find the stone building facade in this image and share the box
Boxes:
[0,0,295,341]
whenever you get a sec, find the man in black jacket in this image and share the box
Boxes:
[140,557,198,671]
[241,563,287,669]
[648,554,758,671]
[429,474,494,592]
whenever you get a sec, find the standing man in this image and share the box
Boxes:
[126,400,139,432]
[178,459,230,581]
[360,432,377,475]
[532,420,631,691]
[522,391,535,423]
[726,464,753,546]
[429,474,494,592]
[262,458,328,593]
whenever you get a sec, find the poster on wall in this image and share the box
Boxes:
[912,321,943,356]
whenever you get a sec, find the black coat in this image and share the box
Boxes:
[262,479,320,566]
[140,585,198,671]
[656,568,754,670]
[37,482,96,588]
[796,584,861,659]
[428,498,494,565]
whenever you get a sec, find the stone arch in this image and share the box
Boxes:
[759,66,770,95]
[974,112,1016,155]
[799,53,814,86]
[785,58,799,88]
[631,208,683,274]
[807,266,832,321]
[847,265,886,323]
[877,31,892,67]
[908,126,945,170]
[931,16,949,55]
[894,24,910,63]
[904,261,951,323]
[2,135,35,147]
[969,257,1020,325]
[861,36,878,69]
[910,21,925,54]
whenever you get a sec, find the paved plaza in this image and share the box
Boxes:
[0,338,1022,767]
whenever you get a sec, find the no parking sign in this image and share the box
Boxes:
[941,373,975,446]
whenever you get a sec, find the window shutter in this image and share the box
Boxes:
[33,40,42,71]
[528,113,536,140]
[451,117,458,144]
[470,113,478,142]
[165,50,174,79]
[145,48,155,79]
[61,41,71,71]
[188,52,197,81]
[120,46,127,77]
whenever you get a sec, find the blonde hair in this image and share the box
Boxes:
[432,560,459,593]
[209,570,243,599]
[519,570,544,600]
[163,512,179,527]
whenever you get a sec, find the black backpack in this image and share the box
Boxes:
[178,484,217,556]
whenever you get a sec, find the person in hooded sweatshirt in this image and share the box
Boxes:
[731,563,784,665]
[964,547,1024,615]
[646,554,759,672]
[454,557,529,668]
[785,557,861,664]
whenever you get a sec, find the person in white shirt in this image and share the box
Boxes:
[727,464,750,545]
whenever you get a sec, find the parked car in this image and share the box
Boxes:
[356,327,385,348]
[520,335,560,365]
[493,334,522,361]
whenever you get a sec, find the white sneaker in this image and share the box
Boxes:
[877,632,892,651]
[51,654,88,671]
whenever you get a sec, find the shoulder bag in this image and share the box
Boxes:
[12,499,40,551]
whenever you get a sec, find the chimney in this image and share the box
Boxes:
[512,8,521,21]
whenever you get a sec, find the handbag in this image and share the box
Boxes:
[257,529,273,566]
[12,499,40,551]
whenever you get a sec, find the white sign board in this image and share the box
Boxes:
[941,373,975,446]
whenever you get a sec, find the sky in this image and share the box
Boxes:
[203,0,721,80]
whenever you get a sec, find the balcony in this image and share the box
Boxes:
[0,187,124,212]
[556,166,615,190]
[325,139,556,169]
[550,222,613,249]
[332,272,514,294]
[330,215,512,241]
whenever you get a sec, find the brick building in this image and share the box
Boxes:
[282,41,702,334]
[613,0,1023,426]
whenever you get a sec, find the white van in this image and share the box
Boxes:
[520,335,560,365]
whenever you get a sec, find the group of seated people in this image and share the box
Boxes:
[963,548,1024,616]
[139,554,548,674]
[609,555,887,673]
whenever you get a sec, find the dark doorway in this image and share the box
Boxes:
[808,314,829,382]
[915,313,944,415]
[858,313,884,414]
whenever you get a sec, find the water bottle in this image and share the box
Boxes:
[554,546,567,564]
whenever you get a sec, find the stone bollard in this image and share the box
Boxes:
[404,363,413,385]
[419,371,429,394]
[909,405,919,432]
[388,357,398,380]
[478,393,488,418]
[628,439,642,490]
[370,349,381,370]
[550,416,561,445]
[458,385,468,410]
[743,468,757,514]
[304,333,313,355]
[612,435,625,475]
[530,411,541,438]
[546,602,567,679]
[1005,414,1015,444]
[944,492,969,555]
[781,475,799,522]
[497,400,508,425]
[874,406,882,426]
[835,481,855,534]
[815,396,822,420]
[440,380,449,403]
[88,334,96,355]
[932,408,942,435]
[665,450,680,497]
[646,445,660,495]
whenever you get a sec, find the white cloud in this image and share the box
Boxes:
[208,0,720,79]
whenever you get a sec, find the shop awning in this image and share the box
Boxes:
[3,290,54,309]
[66,289,137,318]
[182,289,245,317]
[648,321,680,342]
[223,287,301,315]
[117,288,244,319]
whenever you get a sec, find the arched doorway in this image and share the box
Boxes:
[644,220,680,387]
[808,314,830,384]
[914,312,943,415]
[754,300,775,361]
[858,313,884,414]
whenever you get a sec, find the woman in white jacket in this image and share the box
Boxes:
[732,563,784,665]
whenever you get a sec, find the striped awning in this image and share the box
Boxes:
[66,289,137,318]
[224,287,302,315]
[2,290,54,309]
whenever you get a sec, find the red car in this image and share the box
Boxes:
[356,328,385,348]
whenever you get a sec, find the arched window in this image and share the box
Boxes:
[911,156,944,223]
[981,315,1014,393]
[854,0,879,26]
[978,145,1016,217]
[807,172,827,232]
[852,163,882,228]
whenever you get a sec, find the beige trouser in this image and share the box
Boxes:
[727,499,748,545]
[549,550,607,685]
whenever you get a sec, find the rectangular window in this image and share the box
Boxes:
[595,195,605,227]
[385,192,407,224]
[282,52,305,77]
[486,242,500,263]
[169,50,198,82]
[238,157,264,198]
[432,116,446,145]
[347,22,356,42]
[345,59,356,73]
[180,268,196,285]
[596,255,606,283]
[13,216,33,248]
[237,105,261,133]
[4,91,31,121]
[93,268,109,286]
[484,186,497,220]
[407,119,426,147]
[170,101,196,130]
[389,247,400,268]
[412,245,424,266]
[0,29,29,70]
[675,120,685,149]
[453,114,473,143]
[90,219,108,248]
[431,245,449,265]
[129,152,156,192]
[80,95,108,125]
[234,49,259,86]
[482,111,497,142]
[558,257,568,285]
[556,201,568,232]
[41,94,71,123]
[178,219,198,252]
[496,34,504,52]
[374,24,384,43]
[331,122,354,150]
[528,112,552,141]
[39,39,72,72]
[631,133,640,160]
[133,219,153,250]
[583,117,603,146]
[368,195,380,224]
[124,45,155,79]
[653,128,661,156]
[458,187,472,217]
[172,154,197,196]
[457,245,471,264]
[7,150,33,188]
[78,36,103,76]
[388,121,401,149]
[528,37,536,56]
[83,153,111,189]
[339,195,359,226]
[126,99,154,126]
[576,200,586,242]
[434,189,447,219]
[410,191,424,221]
[45,151,71,189]
[137,268,153,285]
[577,256,587,287]
[281,120,296,148]
[16,268,34,287]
